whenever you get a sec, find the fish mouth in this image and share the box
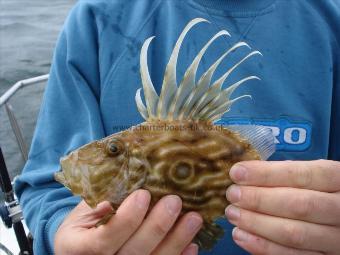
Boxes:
[54,169,66,185]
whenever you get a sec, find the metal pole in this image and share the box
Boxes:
[0,242,14,255]
[5,103,28,161]
[0,147,13,199]
[0,147,33,255]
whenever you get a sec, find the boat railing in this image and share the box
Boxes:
[0,75,48,255]
[0,74,49,162]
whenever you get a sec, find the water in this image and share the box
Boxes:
[0,3,77,252]
[0,0,77,180]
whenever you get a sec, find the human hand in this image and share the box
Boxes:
[54,189,202,255]
[225,160,340,255]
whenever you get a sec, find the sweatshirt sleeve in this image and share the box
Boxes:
[14,2,105,254]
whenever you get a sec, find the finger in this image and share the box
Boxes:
[229,160,340,192]
[118,195,182,255]
[94,189,151,253]
[67,200,93,217]
[56,200,116,255]
[76,201,114,228]
[60,200,113,229]
[226,185,340,226]
[226,205,340,252]
[232,227,323,255]
[92,201,113,216]
[181,243,199,255]
[153,212,202,255]
[74,200,112,216]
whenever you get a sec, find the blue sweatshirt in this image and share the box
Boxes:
[14,0,340,254]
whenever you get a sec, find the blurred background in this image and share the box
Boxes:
[0,1,77,253]
[0,0,77,179]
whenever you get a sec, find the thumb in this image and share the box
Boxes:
[71,200,113,228]
[92,201,114,217]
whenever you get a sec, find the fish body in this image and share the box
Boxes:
[55,18,275,250]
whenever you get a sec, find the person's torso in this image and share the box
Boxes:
[88,0,339,253]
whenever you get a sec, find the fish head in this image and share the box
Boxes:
[55,131,149,207]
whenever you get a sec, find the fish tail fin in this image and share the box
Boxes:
[194,222,225,251]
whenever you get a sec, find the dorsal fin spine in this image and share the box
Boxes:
[140,36,159,118]
[178,41,251,120]
[135,18,262,122]
[168,30,230,120]
[135,88,149,120]
[197,76,260,119]
[157,18,209,119]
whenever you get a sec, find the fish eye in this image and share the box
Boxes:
[106,139,124,156]
[109,144,119,154]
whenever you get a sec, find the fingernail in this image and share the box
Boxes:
[225,205,240,221]
[186,214,203,233]
[226,185,241,203]
[135,190,150,209]
[232,227,248,242]
[229,164,247,182]
[182,243,199,255]
[165,195,182,216]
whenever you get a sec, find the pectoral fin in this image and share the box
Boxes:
[95,210,116,227]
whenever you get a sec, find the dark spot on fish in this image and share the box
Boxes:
[280,50,284,54]
[258,62,264,69]
[175,162,192,179]
[285,24,291,29]
[136,137,144,143]
[192,188,205,198]
[232,144,245,156]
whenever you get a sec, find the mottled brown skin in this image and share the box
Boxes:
[133,121,260,219]
[56,120,261,250]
